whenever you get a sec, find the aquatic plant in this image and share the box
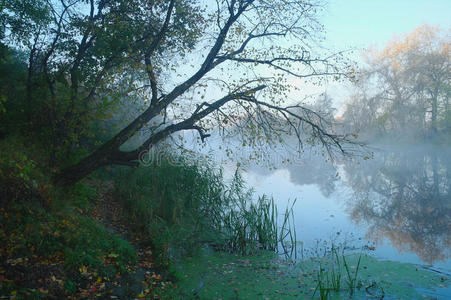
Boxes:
[279,199,297,259]
[343,253,362,296]
[114,152,297,261]
[312,244,363,299]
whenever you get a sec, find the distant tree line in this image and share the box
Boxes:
[342,25,451,141]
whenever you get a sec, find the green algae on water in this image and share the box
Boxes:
[153,250,450,299]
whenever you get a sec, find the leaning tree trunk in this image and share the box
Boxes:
[53,133,142,186]
[54,147,113,186]
[55,97,164,186]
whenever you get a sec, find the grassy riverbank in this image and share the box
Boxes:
[0,136,294,298]
[1,136,449,299]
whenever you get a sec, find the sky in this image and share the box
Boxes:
[322,0,451,50]
[317,0,451,113]
[176,1,451,116]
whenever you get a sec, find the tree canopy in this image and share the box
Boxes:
[343,25,451,140]
[1,0,357,185]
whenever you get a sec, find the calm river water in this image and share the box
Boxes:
[218,144,451,275]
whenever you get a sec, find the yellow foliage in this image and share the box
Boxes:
[365,24,449,71]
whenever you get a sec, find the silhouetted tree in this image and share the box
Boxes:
[2,0,357,185]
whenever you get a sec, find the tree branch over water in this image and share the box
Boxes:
[1,0,360,185]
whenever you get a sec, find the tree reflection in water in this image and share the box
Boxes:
[247,150,339,197]
[343,146,451,264]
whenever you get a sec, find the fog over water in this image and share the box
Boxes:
[196,140,451,273]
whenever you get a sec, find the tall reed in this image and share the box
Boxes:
[312,245,363,299]
[114,151,296,260]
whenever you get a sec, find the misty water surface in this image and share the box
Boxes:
[227,144,451,274]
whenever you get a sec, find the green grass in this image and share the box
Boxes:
[0,136,296,297]
[0,135,137,298]
[113,150,299,268]
[1,136,449,299]
[0,202,136,271]
[0,194,137,298]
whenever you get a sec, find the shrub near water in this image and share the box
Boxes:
[114,155,224,258]
[114,153,284,264]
